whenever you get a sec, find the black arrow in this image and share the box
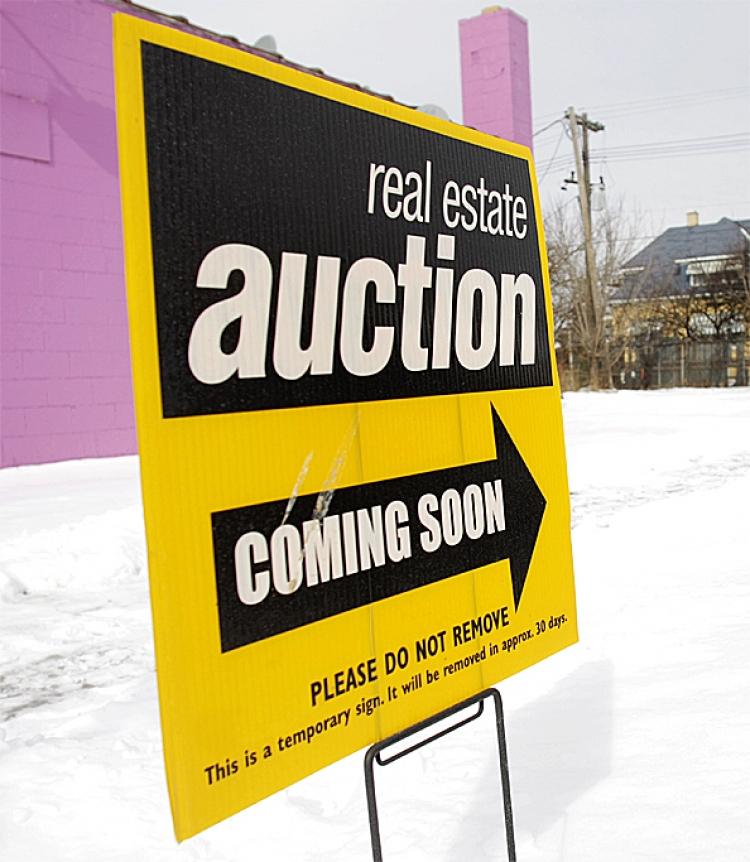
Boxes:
[487,407,547,610]
[212,406,546,651]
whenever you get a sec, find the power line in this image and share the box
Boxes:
[533,86,750,129]
[537,126,566,184]
[540,132,750,173]
[533,117,564,138]
[580,86,750,122]
[599,132,749,156]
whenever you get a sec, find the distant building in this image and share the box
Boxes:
[611,214,750,388]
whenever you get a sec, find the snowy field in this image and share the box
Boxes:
[1,388,749,861]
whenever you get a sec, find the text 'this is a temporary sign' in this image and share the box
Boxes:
[115,14,577,841]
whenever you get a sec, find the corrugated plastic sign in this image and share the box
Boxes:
[115,14,577,841]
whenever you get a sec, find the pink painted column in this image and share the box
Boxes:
[459,7,533,151]
[0,0,137,467]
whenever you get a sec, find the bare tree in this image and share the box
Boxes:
[544,197,641,389]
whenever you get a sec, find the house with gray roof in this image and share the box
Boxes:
[611,214,749,388]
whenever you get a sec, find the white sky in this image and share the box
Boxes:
[138,0,750,242]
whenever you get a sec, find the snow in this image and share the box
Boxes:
[1,387,749,860]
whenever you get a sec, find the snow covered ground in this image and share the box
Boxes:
[1,388,748,860]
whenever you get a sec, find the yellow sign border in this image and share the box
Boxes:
[114,12,576,841]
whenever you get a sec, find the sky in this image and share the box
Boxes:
[138,0,750,245]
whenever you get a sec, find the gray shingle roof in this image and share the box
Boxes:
[625,217,750,270]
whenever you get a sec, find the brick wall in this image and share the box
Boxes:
[1,0,136,466]
[1,1,535,468]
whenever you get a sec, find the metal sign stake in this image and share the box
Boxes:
[364,688,516,862]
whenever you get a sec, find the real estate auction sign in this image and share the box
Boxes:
[115,15,577,841]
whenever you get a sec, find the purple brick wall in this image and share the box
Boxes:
[1,0,135,467]
[459,7,533,151]
[0,1,536,469]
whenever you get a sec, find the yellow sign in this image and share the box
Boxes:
[115,14,576,841]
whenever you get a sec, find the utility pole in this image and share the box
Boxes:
[567,107,606,388]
